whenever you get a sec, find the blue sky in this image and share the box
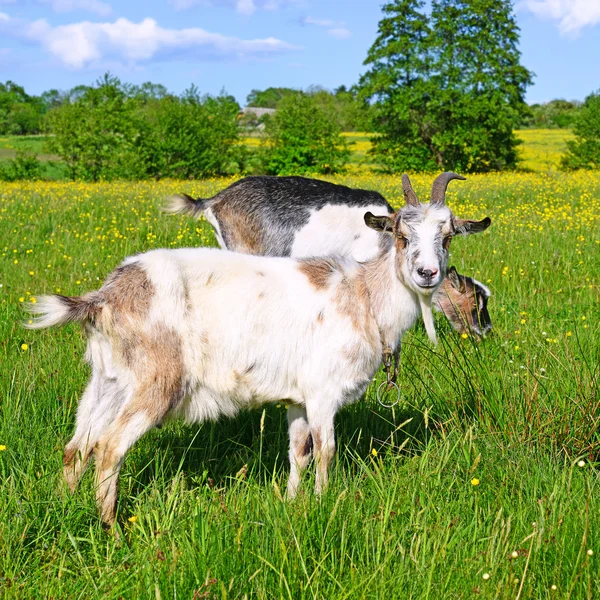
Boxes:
[0,0,599,105]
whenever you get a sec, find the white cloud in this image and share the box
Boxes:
[0,14,300,68]
[301,16,351,39]
[170,0,298,15]
[521,0,600,35]
[39,0,113,17]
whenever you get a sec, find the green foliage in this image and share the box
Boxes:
[360,0,533,173]
[45,74,147,181]
[0,149,42,181]
[522,99,582,129]
[560,92,600,170]
[139,87,242,179]
[245,86,301,108]
[45,75,241,181]
[0,80,44,135]
[262,92,351,175]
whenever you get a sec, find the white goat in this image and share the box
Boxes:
[27,173,489,526]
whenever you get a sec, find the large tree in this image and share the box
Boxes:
[561,91,600,170]
[428,0,533,172]
[359,0,437,171]
[360,0,533,173]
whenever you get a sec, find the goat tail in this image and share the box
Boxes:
[163,193,211,218]
[24,294,102,329]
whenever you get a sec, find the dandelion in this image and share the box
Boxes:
[128,515,138,523]
[29,271,34,276]
[0,445,6,451]
[471,478,480,486]
[461,333,468,339]
[21,343,28,351]
[371,448,378,457]
[19,297,25,302]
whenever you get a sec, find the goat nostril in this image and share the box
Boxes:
[417,268,437,279]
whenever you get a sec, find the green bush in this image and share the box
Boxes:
[45,74,146,181]
[262,92,350,175]
[139,88,241,179]
[45,75,242,181]
[560,91,600,170]
[0,149,42,181]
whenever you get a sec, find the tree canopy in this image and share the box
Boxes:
[359,0,533,173]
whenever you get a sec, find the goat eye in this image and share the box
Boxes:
[443,235,452,250]
[396,234,408,248]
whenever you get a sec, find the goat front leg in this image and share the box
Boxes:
[306,405,336,495]
[286,405,312,499]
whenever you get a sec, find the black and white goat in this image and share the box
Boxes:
[27,173,490,525]
[167,175,492,337]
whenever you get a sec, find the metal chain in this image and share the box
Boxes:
[377,342,401,408]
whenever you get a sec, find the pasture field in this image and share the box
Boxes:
[1,173,599,599]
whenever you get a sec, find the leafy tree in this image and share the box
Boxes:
[0,80,44,134]
[262,92,350,175]
[427,0,532,172]
[140,87,241,179]
[522,99,581,129]
[45,74,147,181]
[359,0,437,171]
[40,89,65,112]
[561,91,600,170]
[246,87,301,108]
[332,86,372,131]
[359,0,532,173]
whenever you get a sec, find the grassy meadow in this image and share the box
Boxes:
[1,170,600,598]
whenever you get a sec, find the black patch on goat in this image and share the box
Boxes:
[191,176,394,257]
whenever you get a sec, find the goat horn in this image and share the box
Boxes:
[430,172,466,206]
[402,174,419,207]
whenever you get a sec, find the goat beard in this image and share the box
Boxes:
[418,295,438,345]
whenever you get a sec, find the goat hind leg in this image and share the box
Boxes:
[63,374,125,492]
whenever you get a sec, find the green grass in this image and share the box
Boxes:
[1,174,599,598]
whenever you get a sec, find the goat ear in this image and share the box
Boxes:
[364,212,394,234]
[453,216,491,236]
[447,266,466,294]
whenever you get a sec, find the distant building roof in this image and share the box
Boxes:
[240,107,276,117]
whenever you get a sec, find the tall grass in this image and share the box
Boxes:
[0,173,598,598]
